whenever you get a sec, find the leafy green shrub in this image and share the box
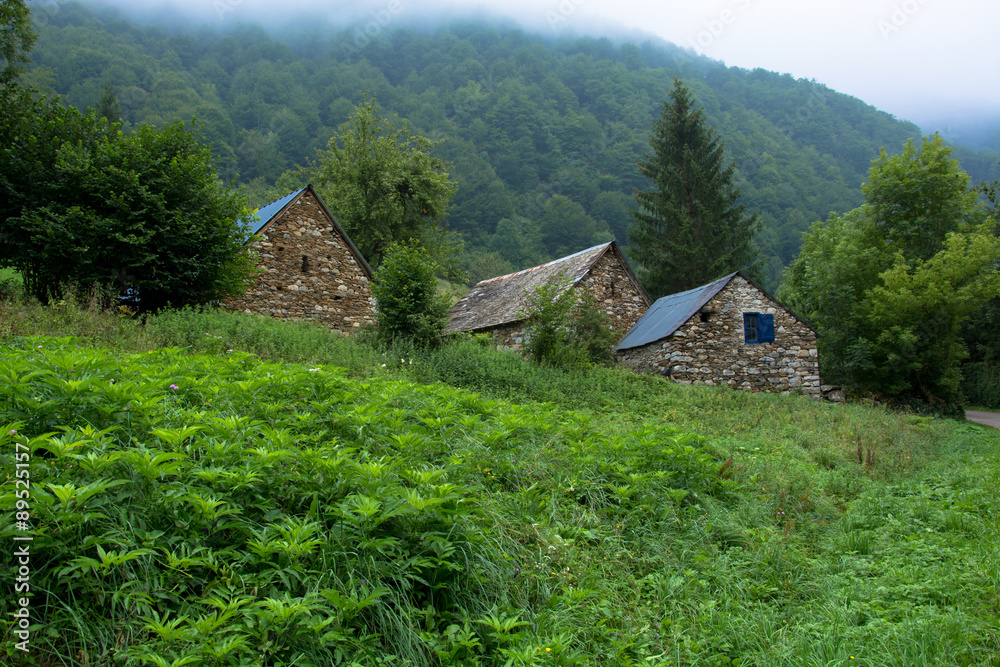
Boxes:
[3,333,1000,666]
[371,241,451,348]
[521,275,617,369]
[1,92,253,310]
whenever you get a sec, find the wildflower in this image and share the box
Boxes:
[169,384,179,390]
[546,648,551,652]
[9,430,15,435]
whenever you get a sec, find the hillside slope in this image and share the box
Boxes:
[1,301,999,665]
[24,2,1000,287]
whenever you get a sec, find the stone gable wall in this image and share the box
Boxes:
[222,192,376,331]
[475,254,649,349]
[580,252,650,335]
[615,276,821,397]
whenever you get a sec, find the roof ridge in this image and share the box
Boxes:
[255,185,307,215]
[613,272,738,351]
[475,242,612,286]
[243,186,308,238]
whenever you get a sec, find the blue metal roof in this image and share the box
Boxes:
[241,186,307,240]
[614,272,737,351]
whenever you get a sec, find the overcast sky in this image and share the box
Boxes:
[92,0,1000,132]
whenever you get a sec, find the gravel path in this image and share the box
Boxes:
[966,410,1000,430]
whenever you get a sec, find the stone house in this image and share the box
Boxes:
[446,242,652,347]
[222,184,376,331]
[614,272,821,397]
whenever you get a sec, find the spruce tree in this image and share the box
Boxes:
[629,79,760,298]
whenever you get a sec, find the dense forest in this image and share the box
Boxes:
[23,1,1000,287]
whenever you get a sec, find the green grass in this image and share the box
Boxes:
[0,267,23,291]
[2,297,1000,665]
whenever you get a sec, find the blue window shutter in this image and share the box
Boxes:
[760,314,775,343]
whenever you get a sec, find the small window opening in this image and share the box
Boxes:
[700,312,711,323]
[743,312,775,344]
[301,256,310,273]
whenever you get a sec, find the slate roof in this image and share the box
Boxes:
[613,272,738,351]
[239,184,374,280]
[242,186,307,238]
[447,242,645,333]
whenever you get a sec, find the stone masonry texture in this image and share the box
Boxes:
[222,191,375,331]
[615,276,822,398]
[480,253,649,349]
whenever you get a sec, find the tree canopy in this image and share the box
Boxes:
[311,96,457,268]
[0,0,35,86]
[11,3,1000,292]
[0,90,253,310]
[628,79,761,298]
[781,135,1000,409]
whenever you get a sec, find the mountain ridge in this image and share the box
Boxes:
[24,1,1000,287]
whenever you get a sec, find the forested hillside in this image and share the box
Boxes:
[25,2,1000,287]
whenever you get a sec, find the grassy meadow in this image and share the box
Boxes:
[1,296,999,666]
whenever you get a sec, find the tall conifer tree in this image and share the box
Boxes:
[629,79,761,298]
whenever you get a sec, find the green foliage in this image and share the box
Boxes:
[629,79,762,298]
[1,327,999,666]
[538,195,613,258]
[95,78,120,124]
[312,95,458,267]
[23,2,998,295]
[372,242,451,348]
[782,135,1000,408]
[0,88,253,311]
[0,0,35,86]
[463,249,514,285]
[0,336,730,666]
[862,136,984,261]
[867,227,1000,403]
[961,167,1000,384]
[961,362,1000,409]
[520,275,617,369]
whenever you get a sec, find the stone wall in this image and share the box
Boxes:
[222,191,376,331]
[478,254,649,349]
[579,251,650,335]
[615,276,821,397]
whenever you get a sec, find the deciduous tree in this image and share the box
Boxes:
[781,135,999,408]
[0,94,253,310]
[0,0,35,87]
[313,95,457,267]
